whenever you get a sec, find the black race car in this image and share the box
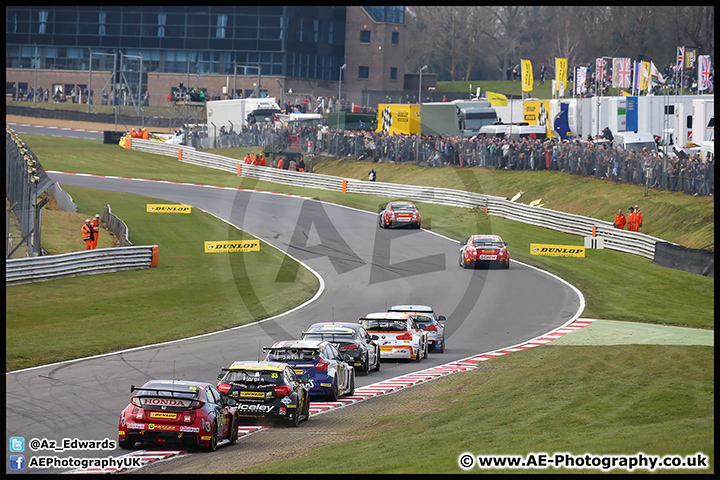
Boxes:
[301,322,381,375]
[217,361,310,427]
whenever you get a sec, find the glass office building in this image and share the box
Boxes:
[6,6,352,80]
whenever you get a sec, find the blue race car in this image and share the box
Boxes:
[264,340,355,401]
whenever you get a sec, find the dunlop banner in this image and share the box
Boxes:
[204,240,260,253]
[530,244,585,257]
[147,204,192,214]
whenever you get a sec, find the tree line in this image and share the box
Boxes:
[405,6,714,82]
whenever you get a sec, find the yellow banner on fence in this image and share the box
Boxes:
[522,59,534,92]
[204,240,260,253]
[555,58,567,92]
[147,204,192,213]
[530,244,585,257]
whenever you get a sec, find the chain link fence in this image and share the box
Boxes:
[6,126,54,258]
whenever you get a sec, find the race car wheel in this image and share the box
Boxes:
[374,350,381,371]
[328,377,340,402]
[439,339,445,353]
[302,392,310,421]
[118,438,135,450]
[361,353,370,375]
[378,216,384,228]
[229,415,238,444]
[460,254,469,269]
[415,346,422,362]
[503,260,510,269]
[207,423,218,452]
[289,405,301,427]
[346,370,355,396]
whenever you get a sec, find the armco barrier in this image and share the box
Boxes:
[6,245,158,286]
[128,139,669,259]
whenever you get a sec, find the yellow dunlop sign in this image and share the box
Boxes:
[147,204,192,213]
[530,244,585,257]
[204,240,260,253]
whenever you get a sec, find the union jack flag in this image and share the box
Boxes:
[617,57,632,89]
[698,55,712,91]
[677,46,685,70]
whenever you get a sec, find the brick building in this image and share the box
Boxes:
[6,6,433,111]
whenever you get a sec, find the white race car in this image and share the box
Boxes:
[359,312,428,362]
[387,305,446,353]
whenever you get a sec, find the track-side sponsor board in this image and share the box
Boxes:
[530,244,585,257]
[146,204,192,213]
[204,240,260,253]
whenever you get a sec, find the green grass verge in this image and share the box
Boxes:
[5,187,319,371]
[239,345,714,474]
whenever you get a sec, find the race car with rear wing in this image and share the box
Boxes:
[118,380,238,451]
[264,340,355,401]
[459,234,510,269]
[359,312,428,361]
[301,322,381,374]
[387,305,447,353]
[378,201,422,229]
[216,361,310,427]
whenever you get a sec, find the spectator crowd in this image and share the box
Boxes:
[205,121,713,198]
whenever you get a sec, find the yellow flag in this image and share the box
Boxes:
[555,58,567,92]
[485,91,508,107]
[641,61,650,91]
[522,60,533,92]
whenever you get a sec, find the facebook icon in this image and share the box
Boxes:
[9,455,25,471]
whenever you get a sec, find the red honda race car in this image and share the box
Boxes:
[118,380,238,451]
[459,234,510,269]
[378,201,422,229]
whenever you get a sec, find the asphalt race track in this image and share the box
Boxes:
[5,168,583,474]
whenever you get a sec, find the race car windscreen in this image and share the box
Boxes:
[360,319,409,332]
[133,386,199,410]
[266,348,319,362]
[411,314,434,325]
[223,370,280,387]
[472,239,503,248]
[391,204,415,211]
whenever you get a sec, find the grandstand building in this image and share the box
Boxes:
[6,6,431,110]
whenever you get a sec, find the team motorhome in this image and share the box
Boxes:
[614,131,659,155]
